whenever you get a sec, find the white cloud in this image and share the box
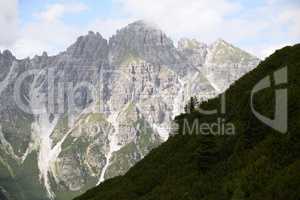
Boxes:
[34,2,88,23]
[261,43,290,58]
[8,2,132,59]
[246,42,295,59]
[115,0,241,43]
[12,20,82,58]
[0,0,18,47]
[10,2,89,59]
[278,7,300,37]
[115,0,300,58]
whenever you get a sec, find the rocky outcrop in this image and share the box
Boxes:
[178,38,208,67]
[202,39,260,92]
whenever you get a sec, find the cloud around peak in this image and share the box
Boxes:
[0,0,299,59]
[116,0,300,58]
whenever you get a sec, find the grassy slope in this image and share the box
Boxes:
[75,44,300,200]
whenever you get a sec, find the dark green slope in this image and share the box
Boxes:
[75,44,300,200]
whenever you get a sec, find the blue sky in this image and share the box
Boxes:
[0,0,299,58]
[19,0,116,26]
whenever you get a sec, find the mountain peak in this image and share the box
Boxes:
[126,20,159,30]
[114,20,162,38]
[205,39,260,89]
[87,30,102,37]
[66,31,108,61]
[109,20,182,65]
[79,31,104,41]
[0,50,14,59]
[209,38,256,58]
[42,51,48,57]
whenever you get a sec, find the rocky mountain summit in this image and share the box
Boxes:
[0,21,260,200]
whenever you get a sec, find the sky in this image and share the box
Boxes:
[0,0,299,59]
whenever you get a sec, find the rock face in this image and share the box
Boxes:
[0,21,260,200]
[109,21,183,65]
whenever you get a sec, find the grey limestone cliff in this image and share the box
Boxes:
[0,21,260,200]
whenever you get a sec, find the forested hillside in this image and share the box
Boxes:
[75,44,300,200]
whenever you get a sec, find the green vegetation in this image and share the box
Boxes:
[104,142,139,180]
[1,114,33,157]
[75,44,300,200]
[0,151,49,200]
[0,112,48,200]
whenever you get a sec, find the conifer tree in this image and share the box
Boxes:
[184,96,199,113]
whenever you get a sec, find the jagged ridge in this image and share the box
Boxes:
[0,20,259,200]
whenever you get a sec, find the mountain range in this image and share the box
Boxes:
[0,20,259,200]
